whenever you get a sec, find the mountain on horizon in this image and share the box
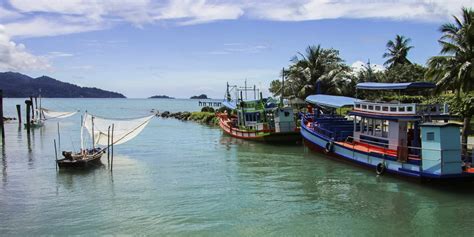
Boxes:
[0,72,126,98]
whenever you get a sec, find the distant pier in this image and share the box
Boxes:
[198,100,222,107]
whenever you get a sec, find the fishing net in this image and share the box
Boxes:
[82,112,154,147]
[41,108,77,119]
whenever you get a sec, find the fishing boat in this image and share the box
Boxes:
[217,82,301,143]
[57,112,155,169]
[301,82,474,181]
[24,95,78,128]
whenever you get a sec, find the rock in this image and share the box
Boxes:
[161,111,170,118]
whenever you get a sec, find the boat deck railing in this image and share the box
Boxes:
[354,101,447,116]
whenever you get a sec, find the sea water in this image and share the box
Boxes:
[0,98,473,236]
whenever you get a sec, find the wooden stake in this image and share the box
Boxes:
[54,139,58,170]
[29,96,34,120]
[0,90,4,144]
[16,104,21,125]
[110,123,114,171]
[25,100,31,132]
[57,122,61,152]
[107,125,110,164]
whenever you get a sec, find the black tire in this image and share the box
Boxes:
[376,163,386,175]
[324,141,334,153]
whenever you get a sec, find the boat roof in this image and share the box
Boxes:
[306,94,359,108]
[356,82,436,90]
[222,100,237,110]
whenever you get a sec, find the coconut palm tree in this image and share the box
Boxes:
[285,45,349,99]
[426,7,474,153]
[383,35,413,68]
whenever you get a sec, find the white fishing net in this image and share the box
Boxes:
[82,112,154,147]
[41,108,77,119]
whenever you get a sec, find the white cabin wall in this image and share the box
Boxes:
[388,121,400,150]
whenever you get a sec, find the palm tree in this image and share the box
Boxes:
[285,45,349,99]
[383,35,413,68]
[426,7,474,153]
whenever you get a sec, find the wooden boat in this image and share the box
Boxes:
[57,148,105,169]
[301,82,474,181]
[57,112,155,169]
[217,82,300,144]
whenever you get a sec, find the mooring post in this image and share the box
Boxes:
[25,100,32,132]
[107,125,110,165]
[16,104,21,125]
[34,97,38,118]
[0,90,4,144]
[29,96,34,120]
[110,123,114,171]
[54,139,58,171]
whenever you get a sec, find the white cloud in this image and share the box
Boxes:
[3,16,107,38]
[46,51,74,58]
[0,25,50,71]
[351,60,385,73]
[247,0,473,22]
[2,0,472,38]
[208,43,270,55]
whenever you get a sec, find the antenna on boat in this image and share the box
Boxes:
[280,67,285,106]
[245,79,247,100]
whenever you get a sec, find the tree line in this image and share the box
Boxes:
[269,7,473,147]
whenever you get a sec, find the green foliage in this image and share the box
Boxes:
[426,7,474,95]
[201,106,215,113]
[383,35,413,68]
[189,112,216,124]
[382,64,427,83]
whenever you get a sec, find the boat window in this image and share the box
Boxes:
[368,105,374,110]
[426,132,435,141]
[362,105,367,109]
[355,104,361,108]
[390,107,397,112]
[354,117,360,132]
[375,106,381,111]
[367,118,374,135]
[399,107,405,112]
[382,120,388,138]
[407,106,413,112]
[374,119,382,137]
[382,106,388,111]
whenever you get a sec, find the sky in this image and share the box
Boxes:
[0,0,473,98]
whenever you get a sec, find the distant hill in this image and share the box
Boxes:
[149,95,174,99]
[190,94,208,99]
[0,72,126,98]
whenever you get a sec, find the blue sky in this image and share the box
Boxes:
[0,0,472,98]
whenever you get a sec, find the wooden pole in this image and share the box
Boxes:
[57,122,61,152]
[107,126,110,165]
[29,96,34,120]
[54,139,58,170]
[110,123,114,171]
[25,100,31,132]
[34,97,38,119]
[0,90,4,144]
[16,104,21,125]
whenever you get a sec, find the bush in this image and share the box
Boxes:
[201,106,215,113]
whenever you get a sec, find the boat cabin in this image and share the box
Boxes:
[234,99,296,132]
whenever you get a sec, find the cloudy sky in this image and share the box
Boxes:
[0,0,472,98]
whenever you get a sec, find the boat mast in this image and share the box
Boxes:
[80,114,84,152]
[280,67,285,106]
[92,116,95,150]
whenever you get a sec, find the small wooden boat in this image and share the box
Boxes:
[57,148,105,169]
[56,112,155,169]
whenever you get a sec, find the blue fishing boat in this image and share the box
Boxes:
[301,82,474,180]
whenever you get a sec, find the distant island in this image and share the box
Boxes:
[149,95,174,99]
[190,94,208,99]
[0,72,126,98]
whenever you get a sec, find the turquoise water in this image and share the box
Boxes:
[1,98,474,236]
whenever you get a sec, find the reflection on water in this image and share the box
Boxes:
[0,98,473,236]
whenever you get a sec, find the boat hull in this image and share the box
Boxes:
[301,120,474,181]
[57,151,105,169]
[218,115,301,144]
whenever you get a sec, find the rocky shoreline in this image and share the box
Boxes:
[159,111,218,125]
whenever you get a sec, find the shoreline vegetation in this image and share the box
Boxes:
[149,95,175,99]
[268,7,473,140]
[159,106,221,125]
[190,94,208,99]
